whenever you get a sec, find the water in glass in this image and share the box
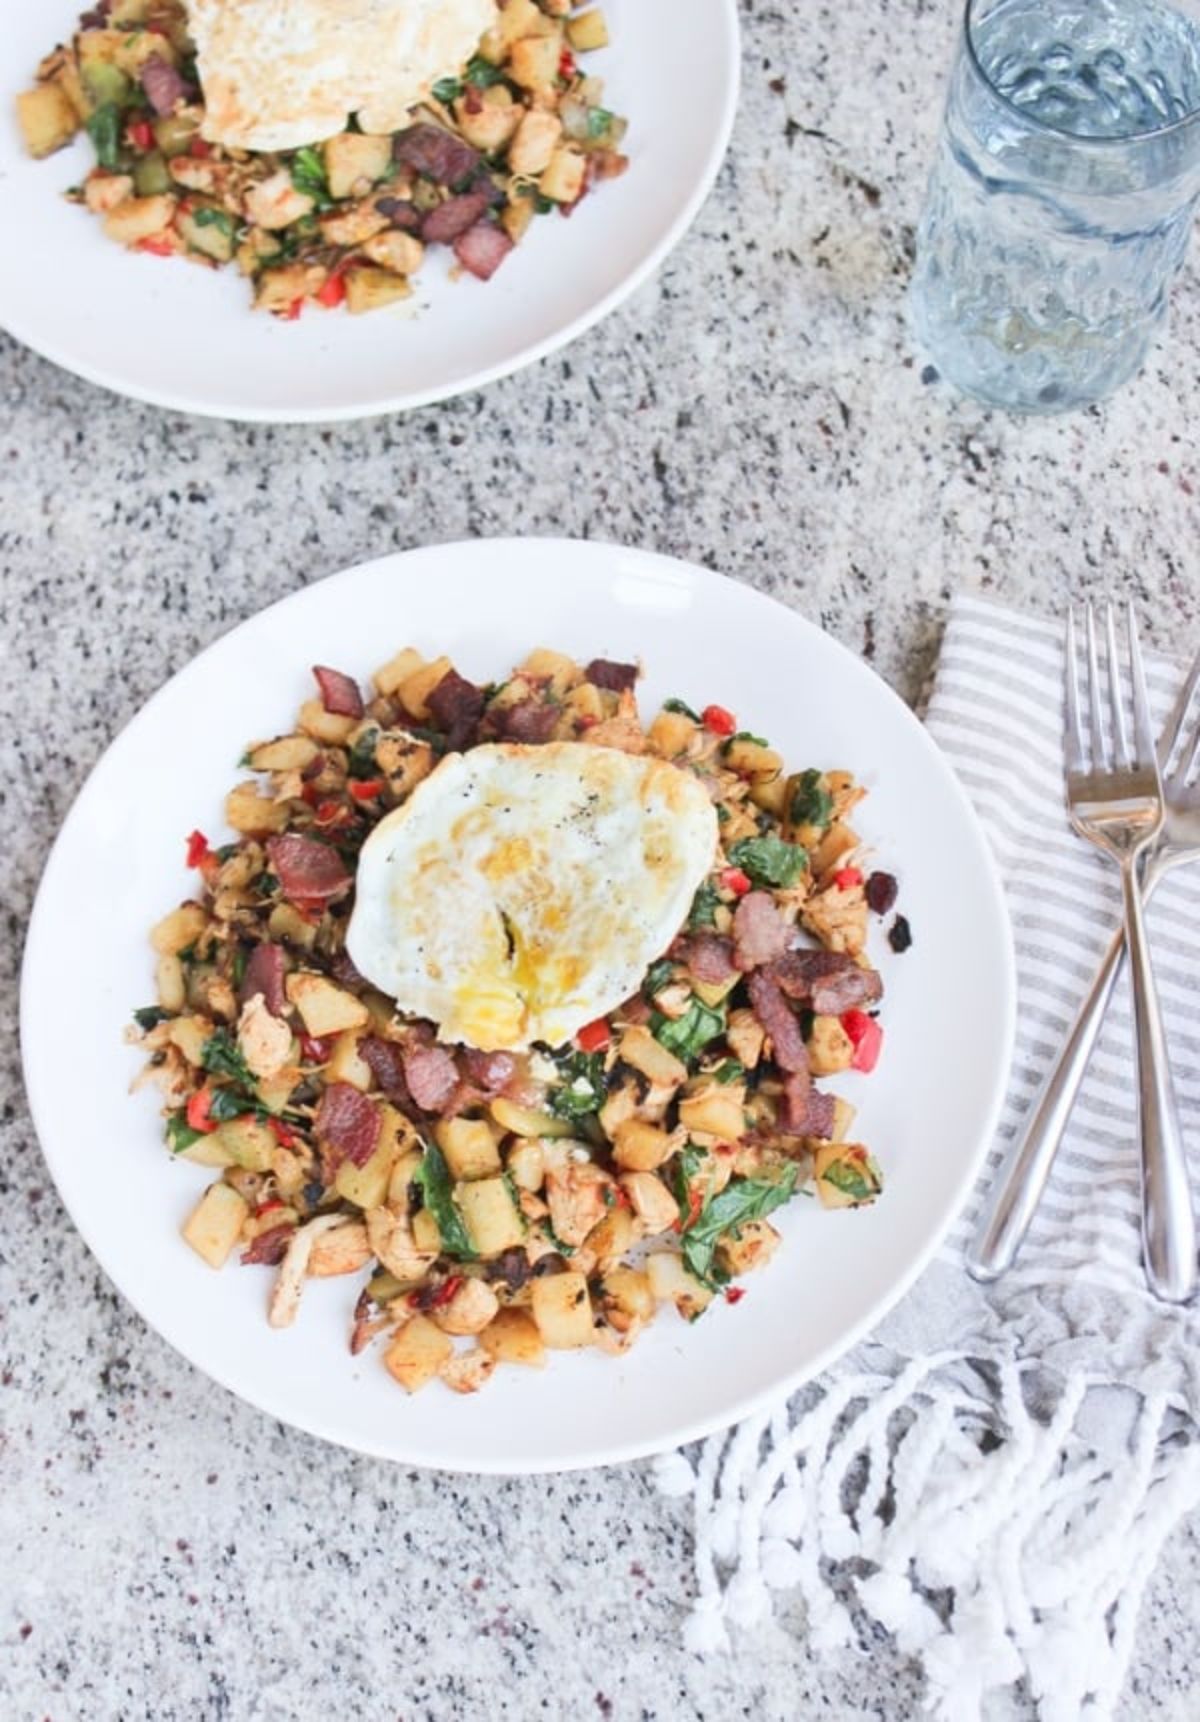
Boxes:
[911,0,1200,412]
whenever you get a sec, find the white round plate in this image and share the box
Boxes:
[0,1,738,422]
[21,540,1015,1473]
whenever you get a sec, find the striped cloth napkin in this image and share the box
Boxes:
[658,596,1200,1722]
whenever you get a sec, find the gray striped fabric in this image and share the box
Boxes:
[925,597,1200,1323]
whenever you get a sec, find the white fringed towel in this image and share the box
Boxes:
[657,595,1200,1720]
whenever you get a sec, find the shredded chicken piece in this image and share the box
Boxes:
[237,992,292,1079]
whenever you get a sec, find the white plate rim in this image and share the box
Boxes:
[0,5,740,424]
[19,538,1017,1472]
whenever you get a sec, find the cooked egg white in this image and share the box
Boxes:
[346,742,720,1052]
[188,0,499,152]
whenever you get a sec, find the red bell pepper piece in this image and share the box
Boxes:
[576,1017,611,1053]
[126,118,154,152]
[833,866,864,891]
[185,829,210,868]
[559,47,577,80]
[724,1286,747,1304]
[137,236,174,257]
[347,777,385,802]
[283,297,304,321]
[268,1118,297,1148]
[186,1088,217,1134]
[719,866,752,896]
[316,273,347,309]
[189,136,212,158]
[701,704,736,737]
[841,1009,883,1073]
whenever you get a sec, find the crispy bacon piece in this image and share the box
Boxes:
[403,1042,459,1112]
[312,665,364,719]
[678,933,737,985]
[777,1072,835,1138]
[491,699,558,743]
[453,220,514,282]
[771,949,883,1015]
[732,891,792,971]
[393,123,481,187]
[360,1035,409,1099]
[585,658,638,692]
[240,1223,295,1267]
[266,834,351,908]
[747,971,808,1075]
[315,1083,381,1169]
[460,1048,516,1093]
[375,196,422,231]
[140,55,186,116]
[238,942,287,1017]
[426,667,485,750]
[421,190,492,244]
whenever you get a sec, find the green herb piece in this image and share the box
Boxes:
[651,998,726,1064]
[681,1167,798,1286]
[712,1058,745,1085]
[687,880,722,930]
[231,947,247,989]
[501,1171,528,1231]
[543,1221,576,1257]
[347,725,381,779]
[200,1029,255,1089]
[726,833,808,890]
[663,696,699,720]
[253,874,279,898]
[215,842,240,863]
[86,103,123,169]
[723,730,768,751]
[290,144,329,203]
[549,1050,607,1122]
[433,75,464,103]
[789,768,834,832]
[821,1152,883,1204]
[207,1086,251,1124]
[672,1142,709,1213]
[414,1143,477,1260]
[133,1006,167,1032]
[586,106,613,139]
[166,1114,203,1155]
[642,958,677,999]
[466,54,506,87]
[193,205,234,237]
[535,194,555,215]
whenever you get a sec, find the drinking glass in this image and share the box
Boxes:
[910,0,1200,413]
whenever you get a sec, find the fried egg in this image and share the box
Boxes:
[346,743,720,1052]
[188,0,499,152]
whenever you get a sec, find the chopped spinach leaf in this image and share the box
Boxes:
[712,1058,745,1085]
[253,874,279,898]
[86,103,123,169]
[194,205,234,236]
[586,106,613,139]
[207,1086,252,1124]
[642,958,677,999]
[215,842,240,863]
[549,1050,607,1121]
[200,1029,255,1089]
[466,54,506,87]
[433,75,464,104]
[789,768,834,832]
[133,1006,167,1032]
[687,880,722,930]
[663,696,699,720]
[413,1143,477,1259]
[347,724,381,779]
[290,144,329,203]
[821,1152,883,1203]
[726,833,808,890]
[651,998,726,1064]
[166,1114,203,1155]
[681,1166,798,1286]
[723,730,768,750]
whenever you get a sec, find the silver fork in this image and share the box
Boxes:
[969,604,1197,1305]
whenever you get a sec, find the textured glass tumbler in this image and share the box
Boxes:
[910,0,1200,413]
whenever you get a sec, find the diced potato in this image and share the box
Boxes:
[268,902,316,950]
[715,1218,781,1277]
[432,1277,500,1336]
[692,974,739,1009]
[286,972,369,1037]
[411,1207,443,1253]
[480,1307,545,1367]
[811,821,859,879]
[585,1205,635,1266]
[531,1271,593,1348]
[814,1143,883,1210]
[336,1102,407,1208]
[297,695,357,743]
[601,1264,654,1324]
[398,655,453,721]
[387,1147,423,1206]
[308,1220,371,1277]
[564,681,605,725]
[567,8,610,51]
[114,28,177,76]
[648,709,697,756]
[618,1025,687,1089]
[383,1313,453,1393]
[327,1028,371,1091]
[225,780,290,835]
[510,34,563,91]
[501,194,536,245]
[17,82,81,157]
[646,1251,714,1320]
[619,1171,678,1234]
[489,1095,576,1139]
[102,193,178,247]
[807,1014,854,1076]
[723,738,783,780]
[84,173,134,215]
[215,1117,275,1173]
[439,1347,497,1394]
[455,94,521,155]
[375,731,436,798]
[320,201,390,248]
[257,1067,300,1115]
[323,131,393,200]
[612,1119,675,1173]
[520,647,579,691]
[166,1014,210,1067]
[726,1008,765,1070]
[678,1082,747,1141]
[345,266,412,315]
[497,0,544,45]
[244,169,314,232]
[247,734,320,773]
[151,902,207,955]
[373,646,424,698]
[505,1138,545,1191]
[457,1177,525,1255]
[751,775,788,817]
[539,146,587,205]
[178,1135,235,1169]
[177,204,235,264]
[435,1117,502,1180]
[181,1182,249,1269]
[508,109,564,178]
[156,953,186,1012]
[360,229,425,276]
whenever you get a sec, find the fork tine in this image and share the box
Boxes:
[1126,601,1157,771]
[1159,643,1200,776]
[1085,602,1109,770]
[1064,607,1086,772]
[1106,602,1132,769]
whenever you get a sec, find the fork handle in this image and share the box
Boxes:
[966,916,1126,1285]
[1121,860,1198,1304]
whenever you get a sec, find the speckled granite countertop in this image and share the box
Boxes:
[3,2,1200,1717]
